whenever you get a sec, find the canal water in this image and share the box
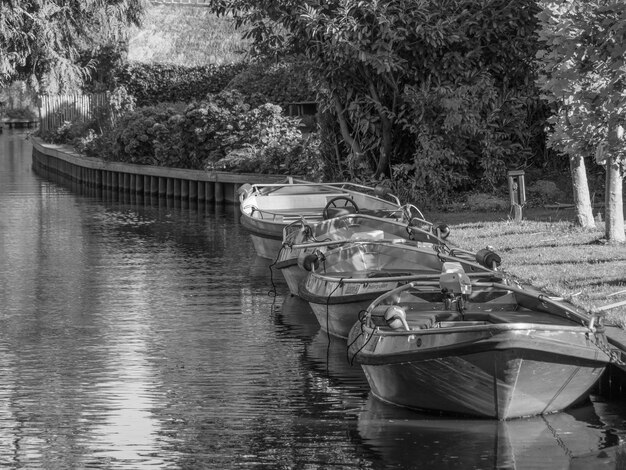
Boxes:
[2,128,626,469]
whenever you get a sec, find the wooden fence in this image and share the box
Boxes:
[39,93,109,133]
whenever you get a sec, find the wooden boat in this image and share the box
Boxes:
[347,274,612,419]
[238,180,408,259]
[298,240,499,339]
[276,213,450,296]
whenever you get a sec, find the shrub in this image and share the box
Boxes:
[81,90,321,175]
[213,102,317,175]
[85,103,186,166]
[226,59,316,108]
[5,107,37,121]
[38,119,98,147]
[116,62,247,107]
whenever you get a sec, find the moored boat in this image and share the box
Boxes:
[238,180,408,259]
[298,240,500,338]
[347,275,611,419]
[276,213,450,296]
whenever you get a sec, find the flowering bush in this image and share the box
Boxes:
[79,90,323,177]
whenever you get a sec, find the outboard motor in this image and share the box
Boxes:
[440,263,471,313]
[440,272,472,296]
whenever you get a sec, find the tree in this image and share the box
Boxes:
[537,1,625,242]
[0,0,144,93]
[210,0,542,201]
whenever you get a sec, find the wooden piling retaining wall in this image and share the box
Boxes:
[30,138,285,204]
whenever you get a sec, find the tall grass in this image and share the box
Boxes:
[128,6,250,66]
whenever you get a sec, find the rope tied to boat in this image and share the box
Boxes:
[325,278,345,343]
[579,312,626,366]
[347,311,376,366]
[267,245,285,298]
[590,325,626,366]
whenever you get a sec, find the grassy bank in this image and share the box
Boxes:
[427,206,626,326]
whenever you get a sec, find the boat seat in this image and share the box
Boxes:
[485,310,578,326]
[359,208,400,219]
[369,310,461,330]
[370,309,460,330]
[325,206,358,219]
[252,208,324,222]
[256,194,346,208]
[406,311,461,329]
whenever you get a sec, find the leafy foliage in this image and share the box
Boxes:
[116,62,247,107]
[537,1,626,163]
[4,106,37,120]
[38,85,136,148]
[209,0,549,200]
[536,0,626,241]
[0,1,144,93]
[79,90,322,178]
[226,59,316,107]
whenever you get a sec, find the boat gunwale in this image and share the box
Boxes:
[274,258,298,270]
[281,213,438,245]
[306,242,498,279]
[306,270,499,285]
[350,324,611,366]
[356,320,592,337]
[242,181,403,206]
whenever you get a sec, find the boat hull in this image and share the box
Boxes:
[349,324,609,419]
[300,272,400,338]
[278,262,306,296]
[240,214,284,259]
[307,298,372,339]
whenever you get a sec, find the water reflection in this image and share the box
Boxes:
[0,130,625,468]
[357,396,624,470]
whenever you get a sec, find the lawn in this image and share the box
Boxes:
[425,206,626,326]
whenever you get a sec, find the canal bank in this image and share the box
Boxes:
[30,137,285,204]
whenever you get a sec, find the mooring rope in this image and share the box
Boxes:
[267,246,284,298]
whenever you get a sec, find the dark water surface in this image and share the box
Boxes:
[2,129,626,469]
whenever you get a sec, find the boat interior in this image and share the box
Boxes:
[244,190,403,223]
[367,275,586,332]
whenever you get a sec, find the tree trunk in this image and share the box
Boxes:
[333,96,363,179]
[368,82,393,178]
[375,113,392,178]
[604,157,625,243]
[570,155,596,228]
